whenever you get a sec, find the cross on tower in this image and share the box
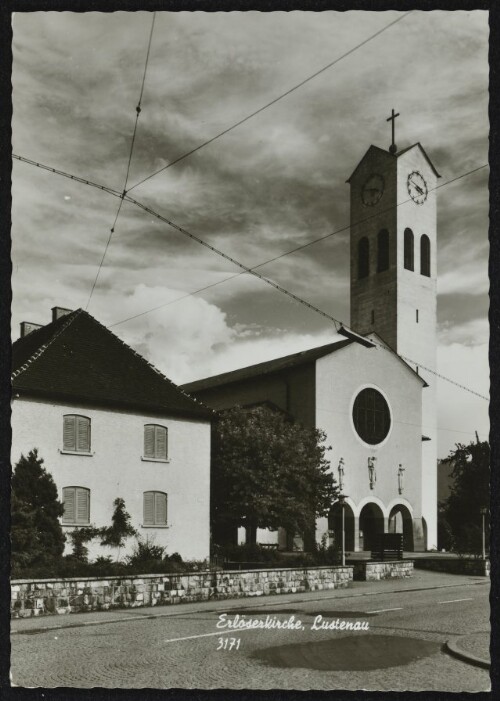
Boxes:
[386,108,400,154]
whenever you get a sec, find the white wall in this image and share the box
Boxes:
[11,397,211,561]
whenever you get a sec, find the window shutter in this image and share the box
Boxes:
[143,492,154,525]
[144,425,155,458]
[63,487,75,523]
[63,416,76,451]
[155,492,167,525]
[155,426,168,460]
[76,488,90,524]
[76,417,90,452]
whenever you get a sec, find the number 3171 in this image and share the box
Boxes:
[217,637,241,650]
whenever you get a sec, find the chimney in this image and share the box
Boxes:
[51,306,73,322]
[20,321,43,338]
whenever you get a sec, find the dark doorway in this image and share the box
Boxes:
[388,504,414,551]
[359,502,385,551]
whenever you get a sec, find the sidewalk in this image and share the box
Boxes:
[446,632,490,669]
[11,568,489,635]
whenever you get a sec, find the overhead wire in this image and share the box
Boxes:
[316,404,487,438]
[12,152,489,402]
[85,12,157,310]
[106,163,489,327]
[126,11,412,193]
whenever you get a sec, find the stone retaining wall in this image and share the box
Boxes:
[414,558,490,577]
[351,560,414,581]
[11,566,353,618]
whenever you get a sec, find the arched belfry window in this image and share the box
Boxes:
[358,237,369,279]
[420,235,431,277]
[404,228,414,271]
[377,229,389,272]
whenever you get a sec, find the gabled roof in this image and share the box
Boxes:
[12,309,212,419]
[346,145,390,183]
[182,331,427,394]
[182,339,353,393]
[346,142,441,183]
[364,332,428,388]
[396,142,441,178]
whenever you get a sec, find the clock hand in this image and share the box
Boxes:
[409,178,424,195]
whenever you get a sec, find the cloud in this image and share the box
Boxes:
[436,341,489,457]
[438,263,489,297]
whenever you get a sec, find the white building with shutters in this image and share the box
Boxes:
[11,307,213,562]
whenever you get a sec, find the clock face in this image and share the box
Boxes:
[407,170,428,204]
[361,174,385,207]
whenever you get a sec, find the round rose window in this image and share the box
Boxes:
[352,388,391,445]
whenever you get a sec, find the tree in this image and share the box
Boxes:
[100,497,137,560]
[68,498,137,563]
[11,449,65,573]
[211,406,339,548]
[441,440,490,556]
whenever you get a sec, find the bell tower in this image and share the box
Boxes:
[347,112,440,549]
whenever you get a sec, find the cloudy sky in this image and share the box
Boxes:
[11,10,489,457]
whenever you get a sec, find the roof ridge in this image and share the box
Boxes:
[183,337,351,390]
[77,310,214,414]
[11,309,83,380]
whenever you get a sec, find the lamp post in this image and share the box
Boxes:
[480,507,487,560]
[338,494,346,567]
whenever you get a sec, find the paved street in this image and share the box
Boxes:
[11,570,490,691]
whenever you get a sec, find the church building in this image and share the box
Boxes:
[183,128,439,552]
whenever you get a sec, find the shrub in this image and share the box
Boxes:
[126,537,166,567]
[69,527,102,563]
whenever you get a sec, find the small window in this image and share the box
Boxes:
[63,415,91,452]
[144,424,168,460]
[404,228,414,271]
[358,237,369,279]
[143,491,168,526]
[420,235,431,277]
[371,310,375,325]
[416,309,419,323]
[377,229,389,272]
[62,486,90,524]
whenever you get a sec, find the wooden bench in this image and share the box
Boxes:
[371,533,404,561]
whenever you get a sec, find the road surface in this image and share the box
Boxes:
[10,572,490,691]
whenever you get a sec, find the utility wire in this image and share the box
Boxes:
[86,12,156,309]
[126,11,412,193]
[316,404,487,438]
[13,153,489,401]
[108,163,489,327]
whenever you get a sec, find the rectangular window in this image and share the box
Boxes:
[143,491,168,526]
[63,415,91,452]
[144,425,168,460]
[416,309,419,323]
[62,487,90,524]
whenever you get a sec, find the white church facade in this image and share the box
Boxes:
[183,135,439,552]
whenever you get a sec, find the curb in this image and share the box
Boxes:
[445,635,490,670]
[11,579,489,636]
